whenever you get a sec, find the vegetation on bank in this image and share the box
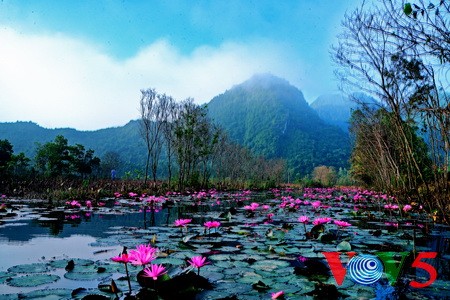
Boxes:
[333,0,450,222]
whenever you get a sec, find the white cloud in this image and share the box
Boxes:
[0,26,306,130]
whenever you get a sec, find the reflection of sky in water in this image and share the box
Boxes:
[0,234,120,271]
[0,234,122,294]
[0,209,173,242]
[0,208,176,284]
[0,208,171,294]
[0,202,219,295]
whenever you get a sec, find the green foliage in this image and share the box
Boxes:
[0,121,146,177]
[0,139,31,178]
[34,135,100,178]
[0,139,13,176]
[404,3,412,15]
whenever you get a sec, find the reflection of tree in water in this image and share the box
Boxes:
[34,210,66,236]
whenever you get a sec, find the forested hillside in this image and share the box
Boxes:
[0,120,146,175]
[207,74,351,177]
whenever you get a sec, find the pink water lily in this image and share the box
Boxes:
[129,244,157,266]
[244,202,260,211]
[298,215,309,232]
[384,203,399,210]
[111,250,132,293]
[204,221,221,229]
[298,216,309,223]
[403,204,412,212]
[311,201,321,209]
[188,255,209,275]
[143,264,166,280]
[111,253,130,263]
[66,200,81,208]
[174,218,192,227]
[204,221,221,235]
[271,290,284,299]
[312,217,332,225]
[334,220,352,227]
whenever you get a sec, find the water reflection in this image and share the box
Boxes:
[0,201,236,243]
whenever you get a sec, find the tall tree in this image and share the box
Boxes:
[159,94,177,187]
[172,99,218,189]
[34,135,100,178]
[35,135,72,177]
[0,139,13,177]
[139,89,165,183]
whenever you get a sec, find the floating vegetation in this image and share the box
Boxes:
[7,263,52,274]
[0,187,449,299]
[6,274,60,287]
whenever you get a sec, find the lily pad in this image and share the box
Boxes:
[70,288,112,300]
[64,271,111,281]
[0,294,18,300]
[8,262,52,273]
[0,271,13,284]
[336,241,352,252]
[215,281,253,293]
[6,274,60,287]
[252,259,290,272]
[49,258,94,269]
[18,288,72,299]
[152,257,185,266]
[208,254,230,261]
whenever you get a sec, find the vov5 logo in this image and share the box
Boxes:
[322,251,438,287]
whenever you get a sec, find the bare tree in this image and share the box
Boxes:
[139,89,165,183]
[159,94,178,187]
[333,0,449,218]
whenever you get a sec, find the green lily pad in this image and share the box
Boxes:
[70,288,113,299]
[201,270,224,282]
[49,258,94,269]
[0,271,13,284]
[214,260,232,268]
[238,272,263,283]
[252,259,290,272]
[6,274,60,287]
[8,263,52,273]
[18,288,72,299]
[152,257,185,266]
[336,241,352,252]
[208,254,230,261]
[64,271,111,281]
[215,281,253,293]
[0,294,18,300]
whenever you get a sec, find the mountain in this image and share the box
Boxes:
[207,74,351,177]
[0,120,146,174]
[1,74,353,179]
[310,93,380,132]
[310,94,355,132]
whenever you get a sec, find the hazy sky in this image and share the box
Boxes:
[0,0,360,130]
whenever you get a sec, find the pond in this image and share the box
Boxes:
[0,188,449,299]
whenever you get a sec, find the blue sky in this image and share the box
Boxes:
[0,0,360,130]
